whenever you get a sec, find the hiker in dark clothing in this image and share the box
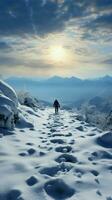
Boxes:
[53,99,60,114]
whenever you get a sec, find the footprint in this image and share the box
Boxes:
[64,125,68,128]
[39,151,46,156]
[50,139,65,144]
[26,142,34,146]
[97,132,112,148]
[52,133,64,137]
[95,178,100,184]
[76,126,84,131]
[44,179,75,199]
[107,197,112,200]
[69,139,75,145]
[39,164,72,177]
[87,133,96,136]
[42,132,46,134]
[65,133,72,137]
[39,166,60,176]
[50,128,56,133]
[90,150,112,160]
[80,136,85,138]
[27,148,36,155]
[6,189,22,200]
[29,128,35,131]
[20,130,25,132]
[42,140,47,143]
[74,168,85,177]
[26,176,38,186]
[55,146,72,153]
[19,152,27,157]
[55,154,77,163]
[39,137,43,139]
[90,170,99,176]
[96,190,102,196]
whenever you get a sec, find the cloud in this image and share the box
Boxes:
[0,53,50,68]
[0,0,111,38]
[83,13,112,32]
[102,58,112,65]
[0,0,112,78]
[0,41,11,51]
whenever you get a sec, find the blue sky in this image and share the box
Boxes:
[0,0,112,78]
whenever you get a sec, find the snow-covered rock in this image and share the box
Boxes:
[18,91,38,110]
[0,93,18,115]
[0,80,19,129]
[0,80,18,107]
[24,96,38,108]
[0,105,14,129]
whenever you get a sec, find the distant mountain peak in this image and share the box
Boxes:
[48,76,81,81]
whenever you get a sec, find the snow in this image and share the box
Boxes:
[0,107,112,200]
[0,80,112,200]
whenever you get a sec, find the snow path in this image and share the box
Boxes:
[0,108,112,200]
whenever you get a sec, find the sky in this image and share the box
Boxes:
[0,0,112,78]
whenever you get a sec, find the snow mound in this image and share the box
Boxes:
[97,132,112,148]
[0,80,19,129]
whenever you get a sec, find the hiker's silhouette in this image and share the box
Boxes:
[53,99,60,114]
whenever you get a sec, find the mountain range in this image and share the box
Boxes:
[4,75,112,103]
[5,75,112,86]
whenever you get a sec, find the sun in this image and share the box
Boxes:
[48,46,66,63]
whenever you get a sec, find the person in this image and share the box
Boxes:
[53,99,60,114]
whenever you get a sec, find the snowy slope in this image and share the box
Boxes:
[0,107,112,200]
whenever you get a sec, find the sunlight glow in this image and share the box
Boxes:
[49,46,67,63]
